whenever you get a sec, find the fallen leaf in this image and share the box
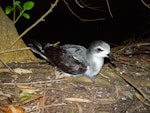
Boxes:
[6,105,24,113]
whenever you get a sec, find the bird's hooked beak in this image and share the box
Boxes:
[108,52,115,61]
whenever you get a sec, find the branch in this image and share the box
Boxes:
[79,0,105,12]
[141,0,150,9]
[76,0,113,17]
[75,0,84,8]
[63,0,105,22]
[10,0,60,48]
[106,0,113,17]
[0,47,30,55]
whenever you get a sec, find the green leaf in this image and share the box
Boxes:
[18,93,33,102]
[5,6,13,14]
[23,1,35,10]
[15,1,21,6]
[15,1,22,11]
[23,13,30,19]
[70,110,74,113]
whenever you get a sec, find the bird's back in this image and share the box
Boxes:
[44,44,88,75]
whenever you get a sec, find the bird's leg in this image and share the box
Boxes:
[89,77,95,84]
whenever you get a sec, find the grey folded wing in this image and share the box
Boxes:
[44,44,88,75]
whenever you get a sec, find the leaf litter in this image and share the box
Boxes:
[0,41,150,113]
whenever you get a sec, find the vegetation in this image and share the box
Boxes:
[5,0,35,24]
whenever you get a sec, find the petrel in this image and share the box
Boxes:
[29,40,111,83]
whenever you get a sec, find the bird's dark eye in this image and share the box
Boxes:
[96,48,103,52]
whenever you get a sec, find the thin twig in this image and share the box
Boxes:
[3,79,65,85]
[106,0,113,17]
[10,0,60,48]
[141,0,150,9]
[75,0,84,8]
[27,103,67,112]
[17,96,43,106]
[119,73,150,105]
[13,0,16,23]
[40,103,67,109]
[0,58,14,72]
[27,103,67,113]
[0,47,30,55]
[63,0,105,22]
[79,0,105,12]
[41,80,47,113]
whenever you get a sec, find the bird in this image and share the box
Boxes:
[29,40,112,83]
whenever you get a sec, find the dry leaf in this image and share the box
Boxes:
[6,105,24,113]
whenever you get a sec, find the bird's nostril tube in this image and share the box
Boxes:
[108,53,116,61]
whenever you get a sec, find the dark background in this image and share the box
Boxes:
[1,0,150,47]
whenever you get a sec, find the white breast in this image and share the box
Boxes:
[84,57,104,78]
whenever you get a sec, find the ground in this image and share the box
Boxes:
[0,41,150,113]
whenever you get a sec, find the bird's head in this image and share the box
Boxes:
[88,40,111,58]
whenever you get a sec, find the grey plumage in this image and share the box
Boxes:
[29,40,111,83]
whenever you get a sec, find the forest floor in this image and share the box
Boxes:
[0,41,150,113]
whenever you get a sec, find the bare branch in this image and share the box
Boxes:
[63,0,105,22]
[79,0,105,12]
[10,0,60,48]
[141,0,150,9]
[75,0,84,8]
[0,47,30,54]
[106,0,113,17]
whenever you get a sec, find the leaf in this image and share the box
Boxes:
[23,1,35,10]
[22,13,30,19]
[15,1,21,6]
[70,110,75,113]
[6,105,24,113]
[15,1,22,11]
[18,93,33,102]
[5,6,13,14]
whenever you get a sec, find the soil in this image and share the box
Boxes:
[0,42,150,113]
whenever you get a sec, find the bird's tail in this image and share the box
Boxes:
[28,40,49,61]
